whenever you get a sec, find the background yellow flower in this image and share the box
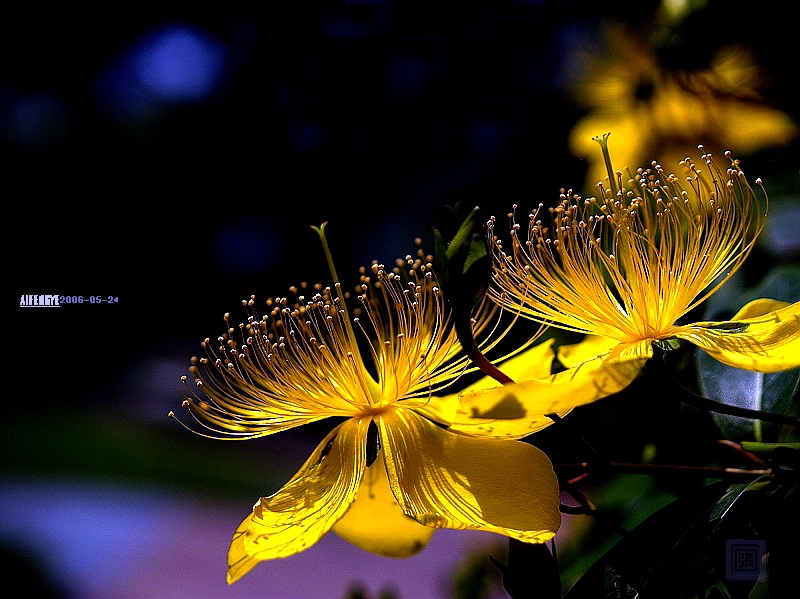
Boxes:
[568,22,798,193]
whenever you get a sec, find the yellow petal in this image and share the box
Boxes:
[448,348,648,439]
[407,394,460,427]
[473,338,558,388]
[378,409,561,543]
[227,417,368,584]
[332,450,434,557]
[557,335,621,369]
[730,298,793,321]
[227,512,261,583]
[613,339,657,360]
[674,299,800,373]
[414,339,559,428]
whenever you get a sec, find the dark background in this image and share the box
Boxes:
[7,1,800,398]
[4,3,799,598]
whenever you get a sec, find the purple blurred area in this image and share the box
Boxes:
[0,477,508,599]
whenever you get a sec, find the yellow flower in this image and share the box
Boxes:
[447,134,799,439]
[172,223,561,584]
[568,22,798,192]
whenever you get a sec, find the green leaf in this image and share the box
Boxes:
[461,232,489,276]
[697,262,800,443]
[696,351,800,443]
[445,205,483,264]
[564,481,727,598]
[433,206,491,314]
[707,477,771,523]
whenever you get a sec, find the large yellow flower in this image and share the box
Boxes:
[447,135,799,439]
[172,223,561,584]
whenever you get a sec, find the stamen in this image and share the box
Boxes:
[487,142,765,343]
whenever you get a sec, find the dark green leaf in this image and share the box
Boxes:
[697,263,800,443]
[602,565,639,599]
[708,477,771,524]
[445,205,483,264]
[433,206,492,314]
[564,482,727,598]
[697,351,800,443]
[462,232,489,276]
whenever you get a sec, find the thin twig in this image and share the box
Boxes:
[560,481,630,538]
[679,391,800,427]
[555,460,772,481]
[652,353,800,427]
[716,439,769,468]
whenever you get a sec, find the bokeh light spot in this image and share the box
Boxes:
[133,25,227,103]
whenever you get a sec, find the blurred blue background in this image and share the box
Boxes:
[5,2,799,598]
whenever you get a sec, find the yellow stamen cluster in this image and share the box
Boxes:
[175,243,498,440]
[489,141,766,344]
